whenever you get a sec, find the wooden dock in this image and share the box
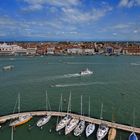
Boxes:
[0,111,140,134]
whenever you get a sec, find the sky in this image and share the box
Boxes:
[0,0,140,41]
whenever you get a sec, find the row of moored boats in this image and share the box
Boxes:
[8,93,138,140]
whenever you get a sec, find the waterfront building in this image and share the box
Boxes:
[67,48,83,55]
[26,47,37,55]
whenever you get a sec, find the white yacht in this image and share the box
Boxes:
[86,123,95,137]
[56,115,71,131]
[2,65,14,71]
[65,118,79,135]
[37,115,51,127]
[97,124,109,140]
[80,68,93,76]
[74,120,85,136]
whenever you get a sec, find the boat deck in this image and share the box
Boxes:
[0,111,139,133]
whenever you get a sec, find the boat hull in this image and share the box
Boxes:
[129,132,138,140]
[86,123,95,137]
[65,119,79,135]
[108,128,116,140]
[74,120,85,136]
[37,115,51,127]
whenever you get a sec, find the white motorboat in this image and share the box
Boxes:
[97,124,109,140]
[56,115,71,131]
[37,115,51,127]
[80,68,93,76]
[65,118,79,135]
[86,123,95,137]
[2,65,14,71]
[74,120,85,136]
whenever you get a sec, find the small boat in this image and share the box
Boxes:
[108,128,116,140]
[37,115,51,127]
[86,96,95,137]
[74,120,85,136]
[80,68,93,76]
[2,65,14,71]
[65,118,79,135]
[86,123,95,137]
[9,114,32,127]
[129,132,138,140]
[36,91,51,127]
[97,124,109,140]
[74,95,85,136]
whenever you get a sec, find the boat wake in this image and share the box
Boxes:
[52,82,107,88]
[63,73,81,78]
[130,63,140,66]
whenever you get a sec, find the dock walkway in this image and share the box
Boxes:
[0,111,140,133]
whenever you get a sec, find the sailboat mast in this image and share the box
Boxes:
[133,108,135,128]
[11,127,14,140]
[46,91,48,111]
[100,103,103,120]
[88,96,90,117]
[67,92,71,114]
[18,93,20,113]
[81,95,83,115]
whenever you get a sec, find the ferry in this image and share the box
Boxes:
[65,118,79,135]
[79,68,93,76]
[97,124,109,140]
[74,120,85,136]
[129,132,138,140]
[56,115,71,131]
[37,115,51,127]
[2,65,14,71]
[108,128,116,140]
[9,114,32,127]
[86,123,95,137]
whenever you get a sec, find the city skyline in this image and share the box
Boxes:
[0,0,140,41]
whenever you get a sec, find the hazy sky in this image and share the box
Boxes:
[0,0,140,41]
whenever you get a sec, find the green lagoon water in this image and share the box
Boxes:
[0,55,140,140]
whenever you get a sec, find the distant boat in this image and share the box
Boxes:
[108,127,116,140]
[97,103,109,140]
[129,132,138,140]
[79,68,93,76]
[74,95,85,136]
[36,91,51,127]
[2,65,14,71]
[56,93,72,132]
[9,94,32,127]
[86,96,95,137]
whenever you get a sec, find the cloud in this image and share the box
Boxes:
[119,0,140,7]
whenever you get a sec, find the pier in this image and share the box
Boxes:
[0,111,140,134]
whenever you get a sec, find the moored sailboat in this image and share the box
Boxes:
[129,109,138,140]
[86,96,95,137]
[9,94,32,127]
[97,103,109,140]
[56,93,72,132]
[74,95,85,136]
[36,91,51,127]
